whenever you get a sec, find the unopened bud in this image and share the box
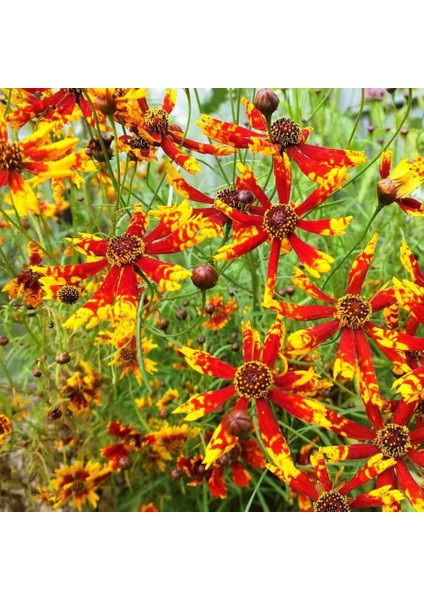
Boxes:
[55,352,71,365]
[0,336,9,346]
[226,409,252,437]
[377,178,397,205]
[192,264,219,290]
[254,88,279,117]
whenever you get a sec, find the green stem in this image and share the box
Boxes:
[347,88,365,148]
[322,203,384,290]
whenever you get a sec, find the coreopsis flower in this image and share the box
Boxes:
[176,437,265,499]
[173,315,355,470]
[50,460,111,511]
[0,112,78,215]
[268,450,402,511]
[213,158,351,294]
[90,88,147,119]
[97,328,158,385]
[119,89,235,174]
[166,162,254,233]
[2,241,44,308]
[377,150,424,215]
[34,201,216,330]
[5,88,92,129]
[393,240,424,327]
[61,361,102,416]
[319,369,424,512]
[199,293,237,331]
[102,420,195,472]
[101,420,144,470]
[197,96,366,183]
[0,414,12,446]
[268,233,424,385]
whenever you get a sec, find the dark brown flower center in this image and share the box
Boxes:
[263,204,298,240]
[71,480,86,494]
[0,142,23,172]
[144,108,169,135]
[234,360,273,399]
[215,188,248,210]
[313,490,351,512]
[336,294,372,329]
[129,135,151,150]
[119,347,136,363]
[270,117,302,149]
[106,234,145,267]
[57,285,80,305]
[374,423,411,458]
[19,268,41,289]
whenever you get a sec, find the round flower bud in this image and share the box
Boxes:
[254,89,280,117]
[175,308,188,320]
[32,369,42,378]
[205,303,215,315]
[55,352,71,365]
[0,336,9,346]
[158,318,169,331]
[192,264,219,290]
[377,178,397,205]
[237,190,254,207]
[226,409,252,437]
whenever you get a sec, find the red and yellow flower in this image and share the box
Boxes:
[34,201,216,330]
[199,293,237,331]
[377,150,424,215]
[173,315,353,470]
[213,158,351,295]
[176,437,265,499]
[60,361,102,416]
[319,370,424,512]
[5,88,92,129]
[50,459,111,512]
[0,111,78,215]
[2,241,45,308]
[166,162,254,233]
[268,450,402,511]
[119,89,234,174]
[393,240,424,328]
[198,97,366,182]
[268,233,424,385]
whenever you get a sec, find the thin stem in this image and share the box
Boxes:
[347,88,365,148]
[322,204,384,290]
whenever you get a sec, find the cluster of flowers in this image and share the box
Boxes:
[1,87,424,512]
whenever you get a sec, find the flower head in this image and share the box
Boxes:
[2,242,45,308]
[34,201,215,330]
[174,315,338,470]
[51,460,111,511]
[377,150,424,215]
[0,111,78,215]
[198,97,366,183]
[119,89,234,174]
[213,158,351,299]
